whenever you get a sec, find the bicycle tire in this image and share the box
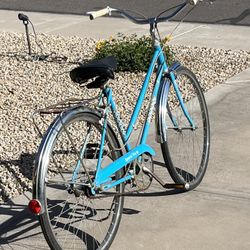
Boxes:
[161,66,210,190]
[34,106,124,250]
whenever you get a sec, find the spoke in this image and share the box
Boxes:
[51,154,67,182]
[71,197,89,249]
[50,195,72,228]
[61,120,93,186]
[60,197,82,247]
[48,199,68,212]
[46,179,90,188]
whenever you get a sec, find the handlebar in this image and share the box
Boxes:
[88,7,149,24]
[88,7,111,20]
[87,0,199,23]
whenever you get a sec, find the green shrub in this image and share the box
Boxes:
[94,34,173,72]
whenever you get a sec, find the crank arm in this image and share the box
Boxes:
[142,166,190,190]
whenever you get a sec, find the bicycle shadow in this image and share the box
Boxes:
[0,194,46,250]
[0,153,35,198]
[0,159,184,249]
[0,196,100,249]
[0,152,45,249]
[216,8,250,25]
[0,196,141,249]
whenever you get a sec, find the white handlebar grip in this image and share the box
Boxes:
[88,7,110,20]
[189,0,199,5]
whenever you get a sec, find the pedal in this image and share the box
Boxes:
[164,183,190,190]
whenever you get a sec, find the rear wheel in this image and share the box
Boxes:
[36,107,124,249]
[161,66,210,190]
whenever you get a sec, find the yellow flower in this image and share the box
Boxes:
[95,40,105,51]
[162,34,173,44]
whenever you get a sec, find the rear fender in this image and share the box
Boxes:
[32,106,121,214]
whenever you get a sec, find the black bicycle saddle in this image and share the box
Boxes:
[70,56,117,89]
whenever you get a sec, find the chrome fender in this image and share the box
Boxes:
[155,62,181,143]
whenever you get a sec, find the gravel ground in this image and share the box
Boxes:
[0,32,249,202]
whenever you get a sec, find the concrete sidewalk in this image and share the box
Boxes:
[1,68,250,250]
[0,9,250,250]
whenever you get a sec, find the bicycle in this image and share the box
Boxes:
[29,0,210,249]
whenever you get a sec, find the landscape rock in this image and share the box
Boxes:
[0,32,249,202]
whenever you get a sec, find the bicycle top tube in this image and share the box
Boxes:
[87,0,199,25]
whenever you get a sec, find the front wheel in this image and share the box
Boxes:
[161,66,210,190]
[34,107,124,250]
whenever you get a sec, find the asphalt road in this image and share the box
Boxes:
[0,0,250,26]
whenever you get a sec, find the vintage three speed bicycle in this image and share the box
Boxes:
[29,0,210,249]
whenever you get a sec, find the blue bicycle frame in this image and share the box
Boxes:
[74,43,195,192]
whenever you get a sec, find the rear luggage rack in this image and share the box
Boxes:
[32,96,99,138]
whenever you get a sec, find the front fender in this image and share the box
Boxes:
[155,61,181,143]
